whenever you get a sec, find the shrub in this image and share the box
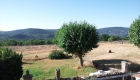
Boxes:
[48,50,66,59]
[0,48,23,80]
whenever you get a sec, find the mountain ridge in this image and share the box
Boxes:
[0,27,129,40]
[97,27,129,37]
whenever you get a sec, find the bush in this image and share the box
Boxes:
[48,50,66,59]
[0,48,23,80]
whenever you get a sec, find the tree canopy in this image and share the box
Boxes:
[54,21,99,66]
[0,48,23,80]
[99,34,110,41]
[129,16,140,48]
[108,36,114,42]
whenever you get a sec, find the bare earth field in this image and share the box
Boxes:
[8,41,140,64]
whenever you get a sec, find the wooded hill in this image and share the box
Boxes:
[97,27,129,37]
[0,27,129,40]
[0,28,57,40]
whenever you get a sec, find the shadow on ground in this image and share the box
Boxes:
[92,59,140,72]
[22,62,34,64]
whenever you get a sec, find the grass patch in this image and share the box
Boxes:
[21,59,95,80]
[59,65,77,78]
[21,68,47,80]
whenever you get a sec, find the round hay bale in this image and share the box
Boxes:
[107,50,111,53]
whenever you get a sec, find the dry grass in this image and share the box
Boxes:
[8,45,59,58]
[8,41,140,65]
[7,41,140,79]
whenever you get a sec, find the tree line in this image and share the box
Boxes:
[99,34,128,42]
[0,39,54,46]
[0,35,128,46]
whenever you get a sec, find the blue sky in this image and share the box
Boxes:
[0,0,140,31]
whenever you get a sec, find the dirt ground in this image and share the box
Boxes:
[84,41,140,64]
[8,41,140,64]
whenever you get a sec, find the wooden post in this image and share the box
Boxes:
[121,61,128,73]
[122,76,124,80]
[122,39,123,44]
[55,68,60,80]
[23,70,33,80]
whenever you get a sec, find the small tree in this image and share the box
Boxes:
[0,48,23,80]
[108,36,114,42]
[54,21,99,67]
[129,16,140,48]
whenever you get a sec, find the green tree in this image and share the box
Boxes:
[0,48,23,80]
[108,36,114,42]
[54,21,99,67]
[37,40,45,45]
[46,39,54,44]
[112,36,122,41]
[6,39,17,46]
[129,16,140,48]
[99,34,110,41]
[122,36,129,40]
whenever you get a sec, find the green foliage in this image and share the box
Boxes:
[0,39,54,46]
[0,48,23,80]
[5,39,18,46]
[129,16,140,48]
[122,36,129,40]
[54,21,99,66]
[112,36,122,41]
[48,50,66,59]
[54,21,99,54]
[45,39,54,44]
[99,34,124,41]
[99,34,110,41]
[108,36,114,42]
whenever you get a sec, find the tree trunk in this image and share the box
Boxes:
[78,54,83,67]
